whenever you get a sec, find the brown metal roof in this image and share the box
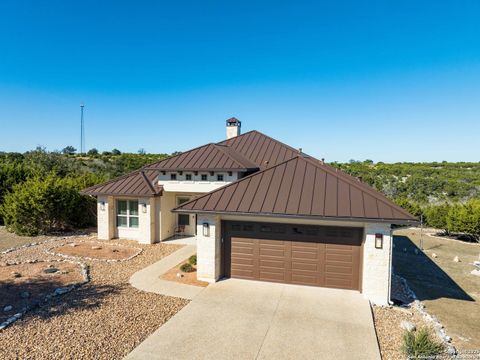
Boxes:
[144,143,258,171]
[173,155,418,224]
[217,130,301,169]
[81,169,162,197]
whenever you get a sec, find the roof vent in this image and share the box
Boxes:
[298,148,302,153]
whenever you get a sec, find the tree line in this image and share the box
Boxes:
[0,150,479,240]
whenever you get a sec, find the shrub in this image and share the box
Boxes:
[180,262,195,273]
[425,204,451,232]
[0,174,96,236]
[401,328,444,359]
[447,199,480,241]
[188,254,197,266]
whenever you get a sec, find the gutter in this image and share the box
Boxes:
[171,208,420,226]
[387,227,394,305]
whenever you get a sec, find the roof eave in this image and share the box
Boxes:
[171,208,419,225]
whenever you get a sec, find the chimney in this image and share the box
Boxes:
[226,117,241,139]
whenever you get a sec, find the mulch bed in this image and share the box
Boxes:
[160,260,209,287]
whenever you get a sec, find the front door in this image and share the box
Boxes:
[177,197,195,235]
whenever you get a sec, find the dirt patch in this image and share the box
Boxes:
[161,260,209,287]
[373,305,441,360]
[51,241,141,261]
[393,228,480,351]
[0,261,85,324]
[0,235,189,359]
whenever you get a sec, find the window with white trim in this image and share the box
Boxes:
[116,200,139,228]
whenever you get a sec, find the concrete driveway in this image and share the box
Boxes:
[126,279,380,360]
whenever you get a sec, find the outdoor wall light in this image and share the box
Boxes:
[203,222,210,237]
[100,201,105,211]
[141,203,147,213]
[375,233,383,249]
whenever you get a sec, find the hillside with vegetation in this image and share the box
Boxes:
[0,149,478,240]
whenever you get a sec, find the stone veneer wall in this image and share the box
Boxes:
[361,223,392,305]
[196,214,221,282]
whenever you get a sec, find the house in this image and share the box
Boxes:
[82,118,417,305]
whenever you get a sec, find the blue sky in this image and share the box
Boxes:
[0,1,479,162]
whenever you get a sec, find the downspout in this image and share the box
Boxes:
[387,227,394,305]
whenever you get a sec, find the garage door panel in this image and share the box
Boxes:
[227,222,361,291]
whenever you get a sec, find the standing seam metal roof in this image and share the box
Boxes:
[173,155,417,223]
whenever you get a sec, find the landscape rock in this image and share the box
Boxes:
[69,243,78,247]
[453,256,460,262]
[471,269,480,277]
[43,267,58,273]
[400,320,416,332]
[3,306,12,312]
[432,253,438,258]
[91,246,102,250]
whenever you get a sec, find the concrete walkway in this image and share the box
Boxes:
[129,243,204,300]
[126,279,381,360]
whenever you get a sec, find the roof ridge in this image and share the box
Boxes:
[142,143,215,170]
[139,170,157,195]
[81,169,144,193]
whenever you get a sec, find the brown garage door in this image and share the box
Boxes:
[224,221,363,290]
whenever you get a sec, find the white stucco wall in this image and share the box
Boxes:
[361,223,392,305]
[97,196,114,240]
[195,214,221,282]
[158,172,238,193]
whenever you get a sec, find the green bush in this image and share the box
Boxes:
[401,328,444,359]
[180,262,195,273]
[424,204,451,232]
[447,199,480,241]
[188,254,197,266]
[0,174,96,236]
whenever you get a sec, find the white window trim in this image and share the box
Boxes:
[116,199,139,228]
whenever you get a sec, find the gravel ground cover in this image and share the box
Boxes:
[372,305,442,360]
[0,261,85,324]
[0,235,189,359]
[51,241,141,261]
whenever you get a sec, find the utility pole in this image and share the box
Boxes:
[80,103,85,154]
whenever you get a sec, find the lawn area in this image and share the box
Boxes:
[393,228,480,352]
[0,230,189,359]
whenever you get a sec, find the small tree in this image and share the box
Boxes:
[425,204,451,233]
[111,149,121,155]
[0,174,96,236]
[447,199,480,241]
[62,146,77,155]
[87,148,99,156]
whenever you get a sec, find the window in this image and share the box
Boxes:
[117,200,139,228]
[185,174,192,181]
[217,174,224,181]
[201,174,208,181]
[170,173,177,180]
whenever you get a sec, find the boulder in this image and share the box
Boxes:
[453,256,460,262]
[400,320,416,332]
[3,305,12,312]
[43,267,58,273]
[432,253,438,258]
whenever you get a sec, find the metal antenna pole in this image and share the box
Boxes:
[80,103,85,154]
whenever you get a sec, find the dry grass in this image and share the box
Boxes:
[393,228,480,351]
[0,233,189,359]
